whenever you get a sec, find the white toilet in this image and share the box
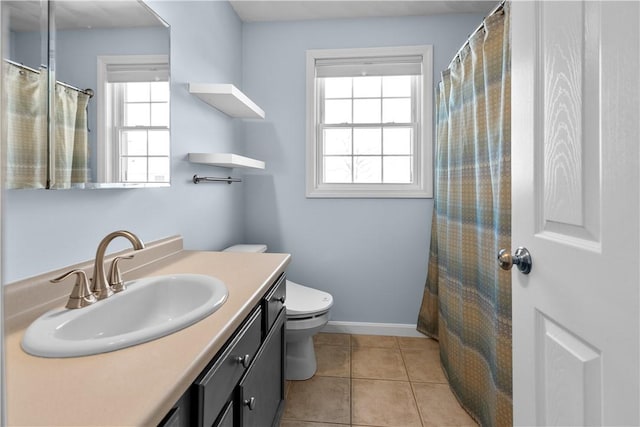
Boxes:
[223,244,333,380]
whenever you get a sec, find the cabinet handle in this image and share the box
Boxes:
[235,354,251,368]
[271,295,285,304]
[244,397,256,411]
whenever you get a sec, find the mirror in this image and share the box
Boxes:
[3,0,170,189]
[3,1,48,189]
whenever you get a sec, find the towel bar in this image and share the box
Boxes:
[192,175,241,184]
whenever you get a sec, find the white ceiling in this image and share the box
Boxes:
[229,0,497,22]
[7,1,496,31]
[6,1,163,32]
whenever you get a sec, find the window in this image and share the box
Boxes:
[306,46,432,198]
[97,55,170,184]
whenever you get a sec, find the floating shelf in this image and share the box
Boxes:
[188,83,265,119]
[188,153,265,170]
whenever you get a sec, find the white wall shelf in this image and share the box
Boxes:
[188,153,265,170]
[188,83,265,119]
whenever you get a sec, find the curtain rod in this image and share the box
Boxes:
[4,59,41,75]
[445,0,506,71]
[4,59,94,98]
[56,81,94,98]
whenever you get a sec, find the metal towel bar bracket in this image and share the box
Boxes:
[192,175,242,184]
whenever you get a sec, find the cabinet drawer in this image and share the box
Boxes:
[263,273,286,334]
[194,308,262,427]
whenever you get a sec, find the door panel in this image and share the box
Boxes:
[539,1,601,245]
[537,312,602,426]
[512,1,640,425]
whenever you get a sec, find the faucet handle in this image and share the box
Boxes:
[51,269,97,309]
[108,255,134,293]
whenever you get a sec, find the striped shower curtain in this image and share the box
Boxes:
[3,62,48,189]
[52,83,90,189]
[3,62,89,189]
[417,4,511,427]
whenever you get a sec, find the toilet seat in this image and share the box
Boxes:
[222,244,267,253]
[285,311,331,331]
[221,243,333,380]
[286,280,333,319]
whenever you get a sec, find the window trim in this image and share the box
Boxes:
[96,54,169,183]
[305,45,433,198]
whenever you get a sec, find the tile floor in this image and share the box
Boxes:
[281,333,477,427]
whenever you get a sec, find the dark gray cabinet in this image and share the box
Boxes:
[159,273,286,427]
[214,402,234,427]
[195,308,262,426]
[159,391,192,427]
[238,309,286,427]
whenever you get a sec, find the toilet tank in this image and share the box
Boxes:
[223,244,267,253]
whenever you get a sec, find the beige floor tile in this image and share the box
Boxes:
[352,347,408,380]
[397,336,439,351]
[352,379,421,427]
[316,345,350,377]
[412,382,478,426]
[351,334,398,348]
[401,348,447,383]
[283,376,351,424]
[280,421,349,427]
[314,333,351,347]
[286,380,292,399]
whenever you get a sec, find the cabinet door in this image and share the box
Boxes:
[194,308,262,427]
[213,401,233,427]
[238,308,286,427]
[158,390,191,427]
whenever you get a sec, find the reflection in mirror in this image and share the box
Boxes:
[94,55,170,185]
[3,1,48,189]
[2,0,170,190]
[52,0,170,188]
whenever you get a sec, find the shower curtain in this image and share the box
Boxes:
[53,84,90,189]
[417,4,511,427]
[3,62,48,189]
[3,62,89,189]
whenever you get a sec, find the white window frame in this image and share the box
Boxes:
[96,54,170,183]
[306,45,433,198]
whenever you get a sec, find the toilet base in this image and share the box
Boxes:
[285,335,317,380]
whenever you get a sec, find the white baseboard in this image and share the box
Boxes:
[322,321,426,338]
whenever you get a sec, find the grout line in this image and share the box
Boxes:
[349,334,353,426]
[306,333,463,427]
[398,344,425,427]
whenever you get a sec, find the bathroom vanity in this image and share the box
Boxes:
[4,236,290,426]
[162,273,287,427]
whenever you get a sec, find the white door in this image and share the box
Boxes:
[511,1,640,425]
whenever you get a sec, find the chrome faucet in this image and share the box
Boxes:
[91,230,145,300]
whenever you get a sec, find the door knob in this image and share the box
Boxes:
[498,247,532,274]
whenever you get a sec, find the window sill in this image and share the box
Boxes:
[306,184,432,199]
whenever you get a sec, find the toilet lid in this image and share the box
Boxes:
[286,280,333,318]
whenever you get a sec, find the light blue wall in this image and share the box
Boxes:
[4,3,485,327]
[3,1,246,282]
[241,15,484,324]
[11,31,43,69]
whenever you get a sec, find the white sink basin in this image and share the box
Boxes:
[22,274,228,358]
